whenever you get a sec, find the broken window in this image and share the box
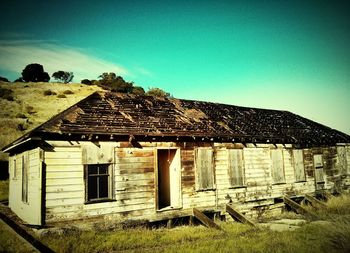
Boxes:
[270,149,285,184]
[293,150,306,182]
[21,154,29,203]
[227,149,244,187]
[85,164,112,202]
[195,148,215,190]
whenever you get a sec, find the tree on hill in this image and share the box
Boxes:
[14,77,24,82]
[52,71,74,83]
[81,79,92,85]
[21,63,50,82]
[132,86,145,95]
[98,73,133,93]
[0,76,9,82]
[146,87,170,98]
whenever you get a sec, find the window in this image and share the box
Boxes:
[21,154,28,203]
[195,148,215,190]
[227,149,244,187]
[85,164,112,202]
[293,150,306,182]
[270,149,285,184]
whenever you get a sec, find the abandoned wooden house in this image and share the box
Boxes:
[2,91,350,226]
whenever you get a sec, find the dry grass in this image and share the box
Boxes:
[0,220,37,253]
[0,81,102,160]
[38,194,350,253]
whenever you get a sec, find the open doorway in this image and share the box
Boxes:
[156,148,181,210]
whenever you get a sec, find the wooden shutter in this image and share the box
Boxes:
[337,146,348,175]
[293,150,306,182]
[314,154,324,183]
[271,149,285,184]
[195,148,214,190]
[228,149,244,187]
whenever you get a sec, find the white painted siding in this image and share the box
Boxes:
[9,148,42,225]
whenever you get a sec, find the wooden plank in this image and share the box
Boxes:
[283,196,319,220]
[305,194,327,208]
[225,204,256,226]
[192,208,221,230]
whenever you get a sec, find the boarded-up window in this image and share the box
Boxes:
[314,154,324,183]
[271,149,285,184]
[227,149,244,187]
[195,148,215,190]
[293,150,306,182]
[85,164,111,202]
[21,154,29,203]
[337,146,348,175]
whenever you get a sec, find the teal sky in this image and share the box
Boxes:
[0,0,349,134]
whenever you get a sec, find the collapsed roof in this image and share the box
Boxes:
[4,91,350,150]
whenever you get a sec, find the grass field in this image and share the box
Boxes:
[36,194,350,253]
[0,81,101,160]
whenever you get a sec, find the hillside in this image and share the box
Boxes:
[0,81,102,161]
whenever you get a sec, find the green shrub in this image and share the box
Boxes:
[57,94,67,98]
[63,90,74,95]
[0,87,14,101]
[25,105,36,114]
[15,113,27,119]
[43,90,57,96]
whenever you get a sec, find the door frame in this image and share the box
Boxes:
[154,147,182,211]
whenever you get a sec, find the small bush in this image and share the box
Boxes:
[81,79,92,85]
[63,90,74,95]
[57,94,67,98]
[43,90,57,96]
[0,87,14,101]
[26,105,36,114]
[15,113,27,119]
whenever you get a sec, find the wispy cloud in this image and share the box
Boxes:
[0,40,129,82]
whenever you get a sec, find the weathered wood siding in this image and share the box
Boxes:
[8,148,42,225]
[41,141,350,223]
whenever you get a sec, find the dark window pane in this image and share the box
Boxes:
[89,165,98,175]
[98,165,107,174]
[98,175,109,198]
[88,176,98,200]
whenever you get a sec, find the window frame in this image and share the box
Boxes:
[21,154,29,203]
[84,164,114,204]
[12,156,18,180]
[194,147,215,191]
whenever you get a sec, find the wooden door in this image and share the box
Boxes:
[156,149,181,209]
